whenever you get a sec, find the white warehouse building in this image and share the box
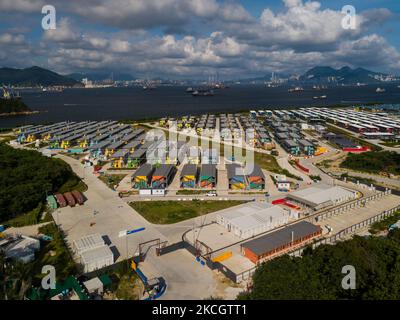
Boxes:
[286,184,358,210]
[216,202,293,239]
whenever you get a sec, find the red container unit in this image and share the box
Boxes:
[55,194,67,208]
[295,160,310,173]
[72,191,85,205]
[63,192,76,207]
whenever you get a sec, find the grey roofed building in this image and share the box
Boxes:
[284,139,299,147]
[241,221,322,256]
[200,164,217,177]
[243,164,265,178]
[132,163,153,178]
[275,132,289,140]
[298,139,314,147]
[180,164,198,178]
[130,147,147,159]
[153,164,175,177]
[286,184,357,210]
[89,140,111,151]
[226,163,245,179]
[111,149,130,159]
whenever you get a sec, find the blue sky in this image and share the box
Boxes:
[0,0,399,79]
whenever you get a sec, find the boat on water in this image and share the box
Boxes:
[313,95,327,100]
[192,88,214,97]
[186,87,194,93]
[42,86,64,93]
[376,87,386,93]
[288,86,304,93]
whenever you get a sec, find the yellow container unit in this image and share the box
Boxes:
[80,140,89,149]
[61,139,70,149]
[315,146,328,156]
[42,133,52,141]
[212,251,232,263]
[132,164,154,189]
[180,164,197,188]
[111,149,130,168]
[227,163,247,190]
[26,134,37,143]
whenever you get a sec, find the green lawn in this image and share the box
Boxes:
[130,200,247,224]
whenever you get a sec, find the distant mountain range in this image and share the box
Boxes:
[238,66,398,85]
[0,66,79,86]
[0,65,398,86]
[299,66,398,84]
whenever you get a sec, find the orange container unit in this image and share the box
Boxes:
[151,164,176,189]
[246,164,265,190]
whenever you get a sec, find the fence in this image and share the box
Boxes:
[313,189,391,223]
[290,204,400,257]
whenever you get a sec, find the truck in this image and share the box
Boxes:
[63,192,76,207]
[55,194,67,208]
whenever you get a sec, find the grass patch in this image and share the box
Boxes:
[98,174,127,190]
[369,210,400,234]
[340,173,377,185]
[130,200,247,224]
[380,141,400,148]
[5,203,44,227]
[28,223,78,287]
[176,189,212,195]
[58,176,87,194]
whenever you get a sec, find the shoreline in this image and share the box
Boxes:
[0,110,39,117]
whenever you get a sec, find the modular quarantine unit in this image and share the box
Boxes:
[227,163,246,190]
[199,164,217,188]
[245,164,265,190]
[180,164,198,188]
[151,164,176,189]
[132,164,154,189]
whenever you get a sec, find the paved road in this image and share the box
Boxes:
[53,154,241,300]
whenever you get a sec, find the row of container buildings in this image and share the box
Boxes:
[237,115,275,149]
[132,163,218,189]
[48,191,86,209]
[268,121,316,156]
[292,107,400,135]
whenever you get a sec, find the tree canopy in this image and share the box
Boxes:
[341,151,400,175]
[0,143,81,221]
[0,98,31,114]
[238,230,400,300]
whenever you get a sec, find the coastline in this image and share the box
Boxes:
[0,110,39,117]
